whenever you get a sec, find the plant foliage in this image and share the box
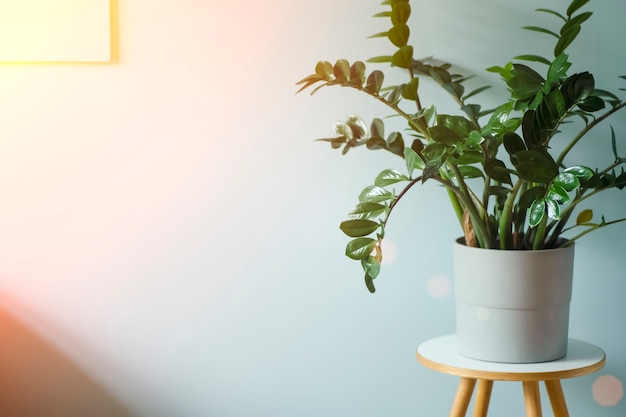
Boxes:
[296,0,626,292]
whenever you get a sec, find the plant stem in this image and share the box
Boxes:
[498,179,524,249]
[565,217,626,244]
[556,101,626,166]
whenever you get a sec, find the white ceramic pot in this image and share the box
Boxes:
[454,237,575,363]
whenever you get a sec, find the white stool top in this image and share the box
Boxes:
[417,334,605,381]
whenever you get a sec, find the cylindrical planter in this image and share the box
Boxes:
[454,238,575,363]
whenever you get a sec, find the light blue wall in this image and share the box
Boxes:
[0,1,623,416]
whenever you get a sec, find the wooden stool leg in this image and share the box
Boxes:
[450,377,477,417]
[472,379,493,417]
[522,381,542,417]
[545,380,570,417]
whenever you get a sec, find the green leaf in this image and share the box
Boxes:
[514,55,551,65]
[340,219,379,237]
[361,255,381,280]
[367,55,393,64]
[576,209,593,224]
[359,185,393,203]
[404,147,425,176]
[529,199,546,227]
[391,1,411,25]
[386,132,405,157]
[564,165,594,180]
[374,169,409,186]
[364,273,376,293]
[578,96,605,112]
[348,202,387,220]
[484,158,512,184]
[536,8,566,22]
[554,24,581,56]
[522,25,559,38]
[391,45,413,69]
[566,0,590,17]
[345,238,377,260]
[402,77,419,100]
[388,23,410,47]
[457,166,484,179]
[547,53,571,84]
[428,125,460,145]
[463,85,491,101]
[513,150,559,183]
[548,184,570,204]
[554,172,580,191]
[546,198,561,220]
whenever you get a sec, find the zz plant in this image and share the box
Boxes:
[297,0,626,292]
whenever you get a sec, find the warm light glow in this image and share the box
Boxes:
[0,0,110,62]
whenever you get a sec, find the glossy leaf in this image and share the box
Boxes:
[364,273,376,293]
[362,255,381,281]
[374,169,409,186]
[340,219,379,237]
[359,185,393,203]
[546,198,560,220]
[315,61,334,80]
[348,61,366,87]
[529,199,546,227]
[548,184,570,204]
[554,172,580,191]
[564,165,594,180]
[404,147,425,176]
[345,238,377,260]
[348,202,387,220]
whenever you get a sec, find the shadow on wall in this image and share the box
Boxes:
[0,303,136,417]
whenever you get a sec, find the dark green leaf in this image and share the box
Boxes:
[345,238,377,260]
[340,219,379,237]
[566,0,590,17]
[463,85,491,101]
[484,158,512,184]
[578,96,605,112]
[386,132,405,156]
[428,125,460,145]
[536,8,566,21]
[522,25,559,38]
[562,12,592,34]
[374,169,409,186]
[514,55,551,65]
[364,273,376,293]
[513,150,559,183]
[457,165,484,179]
[554,24,581,56]
[503,132,526,155]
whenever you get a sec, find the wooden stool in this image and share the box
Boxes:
[416,335,605,417]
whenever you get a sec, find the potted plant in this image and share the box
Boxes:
[296,0,626,362]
